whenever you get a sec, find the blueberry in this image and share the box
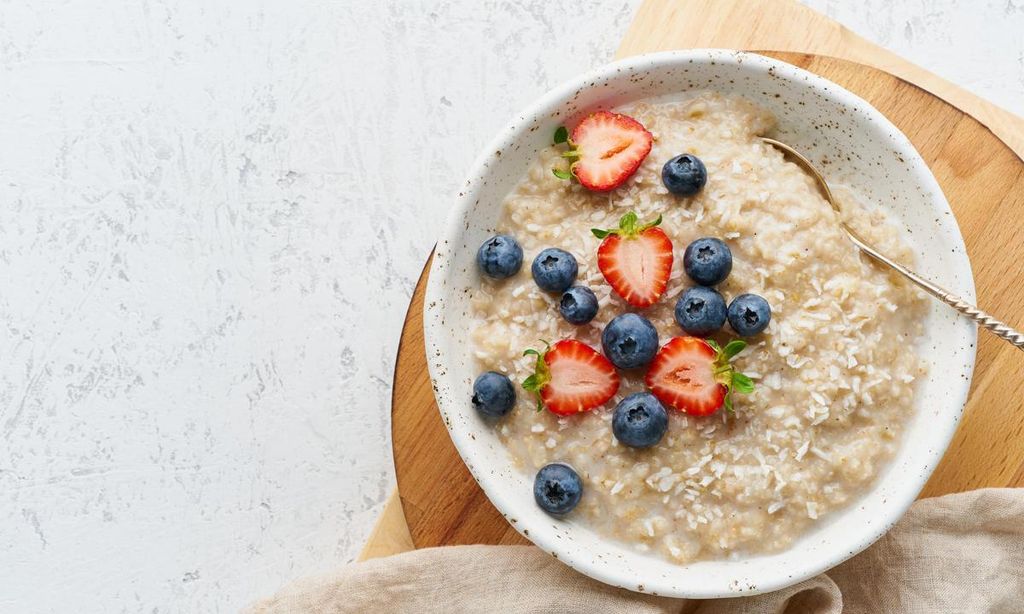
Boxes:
[674,286,727,337]
[559,285,599,325]
[471,371,516,418]
[533,463,583,516]
[683,237,733,286]
[728,293,772,337]
[662,154,708,197]
[601,313,659,369]
[612,392,668,449]
[477,234,523,279]
[531,248,578,293]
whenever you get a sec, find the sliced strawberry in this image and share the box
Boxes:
[644,337,755,416]
[592,212,674,308]
[551,111,653,191]
[522,339,620,416]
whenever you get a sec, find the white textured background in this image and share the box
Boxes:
[0,1,1021,612]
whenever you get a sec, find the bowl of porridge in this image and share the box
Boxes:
[424,50,976,598]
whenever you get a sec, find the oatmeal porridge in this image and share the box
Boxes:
[469,92,928,563]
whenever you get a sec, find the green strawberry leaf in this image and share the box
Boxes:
[722,339,747,361]
[732,372,755,394]
[638,214,663,231]
[552,168,572,180]
[591,211,661,240]
[710,337,755,415]
[521,343,552,411]
[619,211,639,234]
[553,126,568,145]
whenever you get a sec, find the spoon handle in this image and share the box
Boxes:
[938,293,1024,349]
[854,237,1024,351]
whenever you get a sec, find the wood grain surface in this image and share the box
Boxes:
[619,0,1024,159]
[359,0,1024,560]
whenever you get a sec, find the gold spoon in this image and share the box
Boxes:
[761,136,1024,351]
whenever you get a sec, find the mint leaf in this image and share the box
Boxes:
[552,168,571,180]
[553,126,568,145]
[723,340,747,361]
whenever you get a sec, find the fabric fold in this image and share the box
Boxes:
[248,488,1024,613]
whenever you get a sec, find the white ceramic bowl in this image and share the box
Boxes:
[423,50,976,598]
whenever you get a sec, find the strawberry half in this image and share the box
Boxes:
[592,211,674,308]
[644,337,755,416]
[551,111,653,192]
[522,339,621,416]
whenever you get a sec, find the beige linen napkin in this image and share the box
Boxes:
[249,488,1024,613]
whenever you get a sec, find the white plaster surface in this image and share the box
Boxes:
[0,1,1020,612]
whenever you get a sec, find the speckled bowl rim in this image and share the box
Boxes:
[424,49,976,599]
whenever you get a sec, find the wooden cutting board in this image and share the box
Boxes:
[360,0,1024,561]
